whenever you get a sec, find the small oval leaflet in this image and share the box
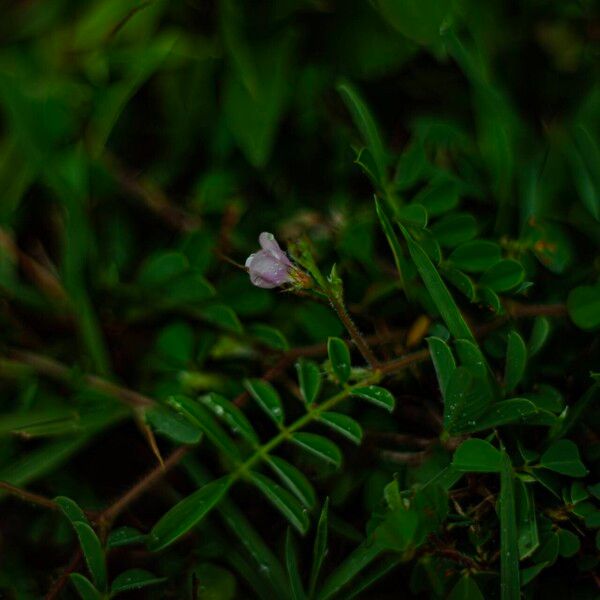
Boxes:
[107,526,147,548]
[267,455,317,509]
[249,471,310,534]
[319,411,363,444]
[243,379,285,424]
[110,569,166,594]
[290,432,343,468]
[199,392,259,445]
[351,386,395,412]
[296,358,322,404]
[328,337,351,384]
[148,477,232,551]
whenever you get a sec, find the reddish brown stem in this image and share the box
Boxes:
[97,445,190,528]
[0,481,58,511]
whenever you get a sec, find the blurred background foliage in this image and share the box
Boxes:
[0,0,598,598]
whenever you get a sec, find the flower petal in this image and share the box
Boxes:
[247,249,291,289]
[259,232,292,266]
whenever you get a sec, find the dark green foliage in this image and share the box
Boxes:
[0,1,598,599]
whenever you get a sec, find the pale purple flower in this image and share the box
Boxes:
[245,232,293,289]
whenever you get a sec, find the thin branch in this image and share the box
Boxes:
[45,550,82,600]
[97,445,190,527]
[0,228,68,303]
[0,481,58,511]
[104,152,201,232]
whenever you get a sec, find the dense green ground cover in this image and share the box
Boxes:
[0,1,598,598]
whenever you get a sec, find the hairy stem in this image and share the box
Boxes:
[328,295,380,367]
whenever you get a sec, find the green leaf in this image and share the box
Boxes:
[444,367,491,434]
[69,573,101,600]
[194,562,237,599]
[137,251,188,287]
[373,0,452,45]
[500,451,520,600]
[568,284,600,330]
[184,458,288,596]
[448,241,502,272]
[249,472,310,535]
[478,285,503,313]
[328,337,351,384]
[309,499,329,596]
[528,317,551,356]
[248,323,289,351]
[504,330,528,393]
[319,412,363,445]
[197,304,243,333]
[56,497,106,592]
[447,575,485,600]
[397,223,475,341]
[452,439,502,472]
[167,396,241,460]
[540,440,588,477]
[374,197,409,295]
[107,526,147,548]
[317,541,383,600]
[520,562,548,586]
[267,455,317,509]
[427,336,456,397]
[351,386,395,412]
[285,529,306,600]
[431,213,477,247]
[222,30,295,167]
[73,522,107,592]
[515,479,539,559]
[480,259,525,292]
[110,569,166,595]
[557,529,580,558]
[397,203,428,228]
[155,321,195,366]
[199,392,259,445]
[148,477,232,551]
[244,379,285,424]
[441,266,477,301]
[461,398,538,432]
[145,406,203,445]
[337,81,387,186]
[532,530,559,566]
[569,125,600,221]
[291,432,343,468]
[523,219,572,274]
[55,496,89,525]
[296,358,322,404]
